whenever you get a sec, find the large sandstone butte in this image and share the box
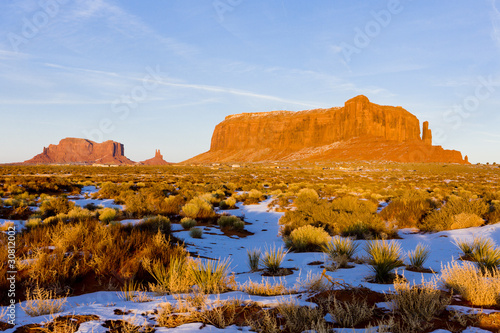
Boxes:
[140,149,171,165]
[24,138,134,165]
[187,95,468,164]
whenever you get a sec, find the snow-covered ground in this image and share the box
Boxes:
[68,186,124,210]
[3,197,500,332]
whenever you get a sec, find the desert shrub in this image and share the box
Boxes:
[40,196,74,217]
[441,260,500,306]
[260,245,288,275]
[247,248,261,271]
[162,195,184,215]
[142,255,193,294]
[365,240,404,283]
[189,258,233,294]
[217,215,244,231]
[189,227,203,238]
[25,217,42,229]
[450,213,484,229]
[180,217,197,229]
[380,195,435,228]
[387,276,450,326]
[487,200,500,224]
[240,277,290,296]
[285,225,330,252]
[67,206,93,221]
[279,195,388,239]
[225,196,237,208]
[420,198,489,231]
[277,300,326,333]
[21,285,67,317]
[325,296,375,327]
[407,243,430,269]
[245,309,279,333]
[181,197,215,219]
[98,207,117,223]
[138,215,171,234]
[294,188,319,206]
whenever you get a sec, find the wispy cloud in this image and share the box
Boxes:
[64,0,197,57]
[490,0,500,48]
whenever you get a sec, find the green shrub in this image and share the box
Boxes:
[365,240,404,283]
[286,225,330,252]
[180,217,197,229]
[99,207,117,223]
[181,197,215,219]
[139,215,171,234]
[217,215,245,231]
[40,197,74,217]
[189,227,203,238]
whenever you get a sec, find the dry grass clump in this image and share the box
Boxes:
[21,285,67,317]
[240,277,291,296]
[285,225,330,252]
[387,276,450,330]
[441,260,500,306]
[244,309,280,333]
[323,295,375,327]
[143,255,193,294]
[276,299,326,332]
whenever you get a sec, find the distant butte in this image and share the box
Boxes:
[140,149,171,165]
[185,95,469,164]
[23,138,134,165]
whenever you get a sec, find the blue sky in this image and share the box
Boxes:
[0,0,499,163]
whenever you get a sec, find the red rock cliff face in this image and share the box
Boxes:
[24,138,134,165]
[210,95,421,151]
[187,95,468,164]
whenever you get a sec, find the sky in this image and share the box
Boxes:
[0,0,499,164]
